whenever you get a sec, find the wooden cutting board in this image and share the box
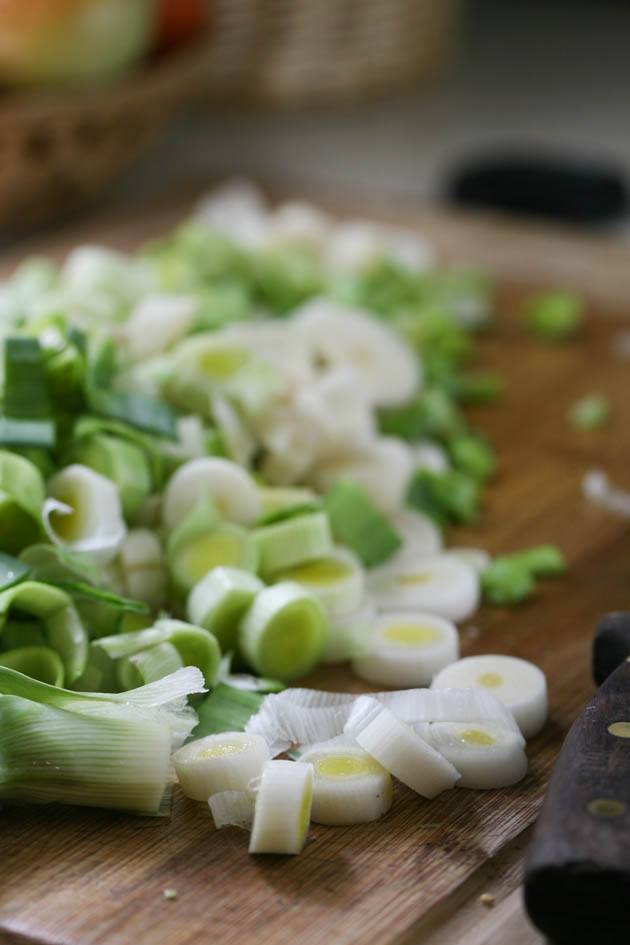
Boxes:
[1,187,629,945]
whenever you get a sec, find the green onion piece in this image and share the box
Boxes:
[569,393,609,430]
[447,434,495,481]
[454,372,504,404]
[73,432,152,520]
[324,480,402,567]
[0,646,64,686]
[525,291,583,341]
[117,642,184,691]
[379,388,464,441]
[168,507,259,596]
[238,582,327,681]
[192,683,266,740]
[0,552,30,592]
[0,450,45,553]
[256,501,323,527]
[0,337,55,447]
[512,544,567,578]
[0,581,88,684]
[253,511,333,578]
[481,557,535,606]
[406,468,480,527]
[187,567,264,653]
[87,387,177,440]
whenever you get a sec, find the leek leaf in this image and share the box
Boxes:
[191,683,266,740]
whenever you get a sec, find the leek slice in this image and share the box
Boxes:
[0,337,55,448]
[428,722,528,789]
[253,512,333,578]
[347,704,460,799]
[0,451,45,554]
[187,567,264,653]
[257,486,318,518]
[118,528,167,611]
[173,731,269,801]
[73,433,152,520]
[367,553,480,623]
[271,546,365,618]
[0,645,64,686]
[298,742,392,825]
[239,583,327,681]
[168,513,259,597]
[209,790,254,830]
[0,581,88,684]
[324,480,402,567]
[249,760,313,855]
[352,612,459,688]
[43,464,126,565]
[162,457,261,530]
[323,600,375,664]
[117,642,184,690]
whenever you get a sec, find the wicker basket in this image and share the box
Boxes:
[0,43,210,230]
[205,0,458,107]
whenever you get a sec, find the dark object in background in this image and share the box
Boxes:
[449,153,629,224]
[524,611,630,945]
[593,611,630,686]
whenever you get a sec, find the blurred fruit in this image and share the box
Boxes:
[0,0,156,86]
[157,0,207,50]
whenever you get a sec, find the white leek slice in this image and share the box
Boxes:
[118,528,167,610]
[258,486,318,517]
[187,567,264,653]
[43,464,126,565]
[431,655,548,738]
[172,731,270,802]
[352,612,459,687]
[268,201,332,251]
[368,553,480,622]
[310,437,415,514]
[245,685,521,755]
[292,299,421,407]
[162,457,261,530]
[211,394,256,468]
[293,367,375,460]
[123,295,198,361]
[428,722,528,789]
[583,468,630,517]
[249,760,313,855]
[209,789,255,830]
[238,583,327,681]
[196,179,270,249]
[446,547,491,575]
[273,546,365,618]
[388,508,443,562]
[349,705,460,798]
[324,600,375,664]
[253,512,333,578]
[298,742,392,825]
[411,441,450,474]
[324,220,433,274]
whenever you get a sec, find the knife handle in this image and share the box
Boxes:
[524,658,630,945]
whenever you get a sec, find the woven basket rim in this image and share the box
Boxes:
[0,40,211,120]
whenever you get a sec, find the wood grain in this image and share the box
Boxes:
[1,189,630,945]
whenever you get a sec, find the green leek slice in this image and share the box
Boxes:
[187,567,264,653]
[0,451,45,554]
[238,582,327,681]
[0,645,64,686]
[324,480,401,567]
[253,512,332,578]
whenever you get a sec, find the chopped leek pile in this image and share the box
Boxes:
[0,182,566,823]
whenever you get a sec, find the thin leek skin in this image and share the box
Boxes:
[0,646,64,687]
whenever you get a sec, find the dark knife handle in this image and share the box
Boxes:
[524,658,630,945]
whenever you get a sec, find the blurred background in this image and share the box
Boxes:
[1,0,630,236]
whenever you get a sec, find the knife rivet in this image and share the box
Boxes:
[608,721,630,738]
[587,798,626,818]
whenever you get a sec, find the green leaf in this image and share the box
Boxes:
[0,552,30,592]
[406,468,480,526]
[191,683,266,740]
[51,581,150,616]
[87,387,177,439]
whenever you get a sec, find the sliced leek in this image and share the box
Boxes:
[187,567,264,653]
[43,464,126,565]
[209,789,255,830]
[239,583,327,681]
[368,553,480,623]
[0,645,64,686]
[431,655,547,738]
[0,451,45,554]
[323,600,375,664]
[272,546,365,618]
[347,704,460,798]
[249,760,313,854]
[253,511,333,578]
[428,722,528,789]
[298,742,392,825]
[168,515,258,597]
[173,731,270,801]
[118,528,167,611]
[352,612,459,687]
[162,457,261,530]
